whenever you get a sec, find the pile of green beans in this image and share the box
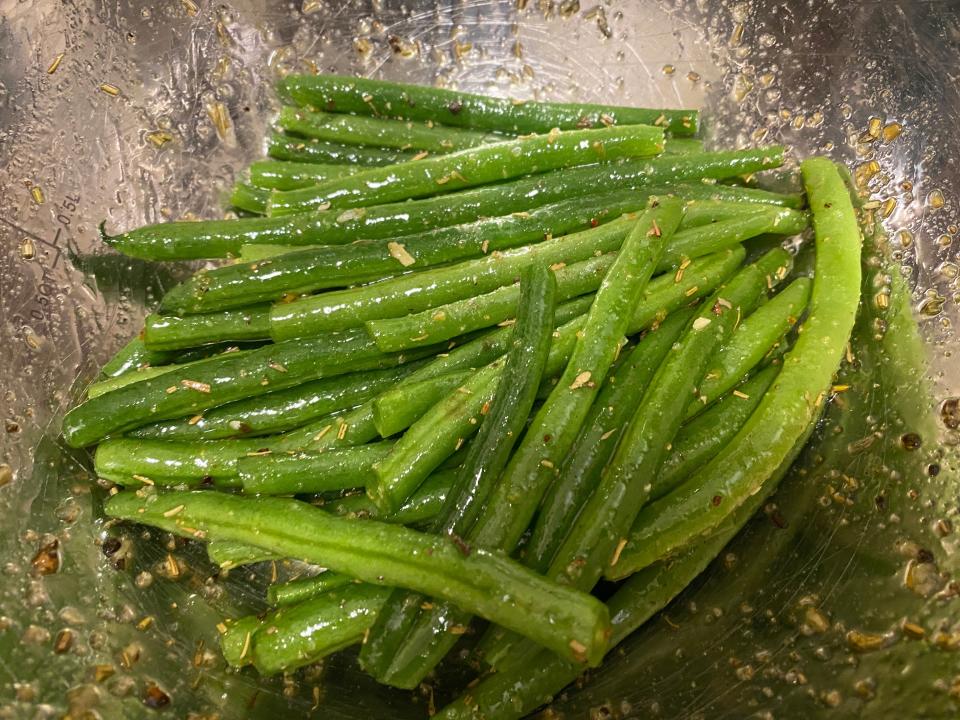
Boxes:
[70,75,871,718]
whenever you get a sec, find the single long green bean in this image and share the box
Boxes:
[277,105,495,152]
[267,572,355,607]
[106,490,612,666]
[372,372,472,439]
[144,308,272,351]
[94,437,259,484]
[158,189,651,314]
[607,158,861,579]
[282,74,698,136]
[267,131,415,165]
[248,160,361,190]
[102,148,785,261]
[688,276,811,416]
[266,125,665,216]
[129,362,423,441]
[62,329,423,447]
[237,442,394,495]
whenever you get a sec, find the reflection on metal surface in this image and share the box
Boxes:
[0,1,957,717]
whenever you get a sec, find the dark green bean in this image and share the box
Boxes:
[143,309,271,351]
[267,131,415,165]
[229,183,270,215]
[237,442,394,495]
[326,469,456,526]
[267,572,356,607]
[207,540,280,569]
[100,336,175,379]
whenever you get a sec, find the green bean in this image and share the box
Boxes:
[688,276,811,417]
[439,423,818,719]
[237,442,394,495]
[220,616,260,668]
[663,137,704,154]
[88,365,183,399]
[277,105,495,153]
[267,571,355,607]
[678,183,806,210]
[207,540,281,569]
[129,363,423,441]
[62,329,420,447]
[229,183,270,215]
[266,125,665,216]
[368,248,746,440]
[326,469,456,525]
[106,490,611,666]
[102,148,785,261]
[143,309,272,351]
[372,202,682,687]
[267,131,415,165]
[607,158,861,579]
[372,372,472,439]
[273,402,380,453]
[223,584,391,674]
[655,365,780,499]
[361,266,556,681]
[157,189,652,315]
[523,310,692,575]
[100,336,175,378]
[95,437,257,484]
[248,160,361,191]
[282,74,698,136]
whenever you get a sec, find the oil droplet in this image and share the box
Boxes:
[687,71,701,82]
[661,64,676,75]
[941,398,960,429]
[937,261,958,280]
[928,189,945,209]
[900,432,922,450]
[867,116,883,139]
[99,83,121,96]
[883,122,902,141]
[918,291,945,316]
[938,234,953,248]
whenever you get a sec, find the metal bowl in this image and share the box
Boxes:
[1,1,957,717]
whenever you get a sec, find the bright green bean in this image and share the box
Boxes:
[237,442,394,495]
[267,131,415,165]
[248,160,361,190]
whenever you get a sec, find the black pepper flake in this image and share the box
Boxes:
[543,434,552,443]
[917,547,935,564]
[928,463,941,477]
[769,508,788,529]
[711,495,723,507]
[875,494,887,511]
[143,683,171,709]
[448,100,463,115]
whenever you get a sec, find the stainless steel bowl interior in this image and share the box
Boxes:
[0,1,958,717]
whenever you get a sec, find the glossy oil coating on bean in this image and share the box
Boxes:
[105,490,612,666]
[247,160,361,190]
[266,125,665,216]
[267,131,416,165]
[277,105,496,153]
[607,158,861,579]
[282,74,698,136]
[237,441,394,495]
